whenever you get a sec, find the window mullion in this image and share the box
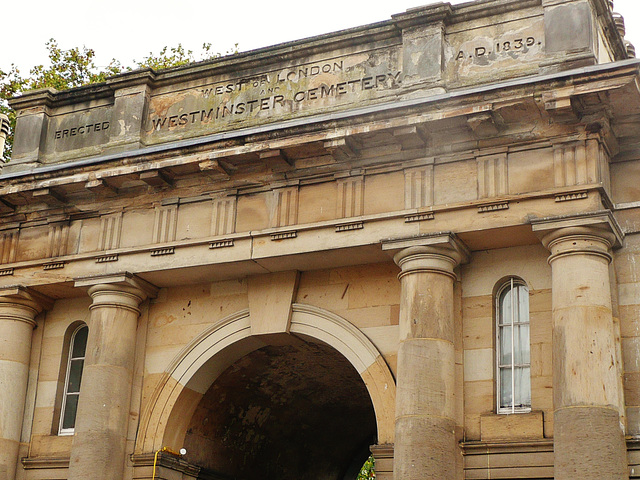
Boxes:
[510,278,515,414]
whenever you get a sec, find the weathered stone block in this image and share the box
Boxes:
[544,1,593,55]
[480,410,544,441]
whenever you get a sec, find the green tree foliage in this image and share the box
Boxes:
[0,39,238,160]
[357,455,375,479]
[136,42,238,70]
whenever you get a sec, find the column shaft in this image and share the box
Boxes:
[392,242,466,480]
[0,288,49,480]
[68,281,152,480]
[544,228,628,479]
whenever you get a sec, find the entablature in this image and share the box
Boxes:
[1,60,636,213]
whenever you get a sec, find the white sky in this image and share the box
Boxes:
[3,0,640,74]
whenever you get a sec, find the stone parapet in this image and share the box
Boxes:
[6,0,627,171]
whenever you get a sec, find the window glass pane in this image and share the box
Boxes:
[499,325,512,365]
[514,324,530,364]
[516,285,529,324]
[72,326,88,358]
[500,288,512,325]
[500,367,512,408]
[67,359,84,393]
[62,394,79,430]
[514,367,531,408]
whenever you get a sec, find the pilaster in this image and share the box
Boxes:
[106,71,155,151]
[392,4,452,90]
[370,444,394,480]
[7,89,55,169]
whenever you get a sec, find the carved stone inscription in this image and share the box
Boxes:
[150,73,399,132]
[47,106,112,152]
[446,17,545,82]
[145,51,402,139]
[455,35,542,62]
[54,121,110,139]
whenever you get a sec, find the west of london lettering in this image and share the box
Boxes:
[201,61,346,98]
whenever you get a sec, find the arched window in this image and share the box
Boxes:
[496,278,531,414]
[59,324,88,435]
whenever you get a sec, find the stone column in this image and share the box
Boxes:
[537,222,628,479]
[68,274,157,480]
[0,287,51,480]
[385,234,468,480]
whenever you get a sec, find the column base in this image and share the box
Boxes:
[555,406,628,479]
[394,416,456,480]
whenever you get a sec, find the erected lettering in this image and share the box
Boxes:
[55,121,110,140]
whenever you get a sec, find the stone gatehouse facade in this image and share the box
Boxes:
[2,0,640,478]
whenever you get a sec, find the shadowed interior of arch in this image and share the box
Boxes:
[180,335,377,480]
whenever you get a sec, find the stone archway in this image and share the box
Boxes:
[136,304,396,478]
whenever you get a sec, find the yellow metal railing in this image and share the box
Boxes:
[151,446,186,480]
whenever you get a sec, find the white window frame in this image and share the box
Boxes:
[58,324,88,435]
[496,278,531,414]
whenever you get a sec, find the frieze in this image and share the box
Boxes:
[149,73,402,132]
[45,105,113,154]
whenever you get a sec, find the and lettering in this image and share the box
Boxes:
[200,62,345,98]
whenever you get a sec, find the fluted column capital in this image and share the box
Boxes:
[383,232,469,279]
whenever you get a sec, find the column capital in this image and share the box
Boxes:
[382,232,469,279]
[531,211,623,264]
[74,272,159,311]
[0,286,53,327]
[532,211,623,246]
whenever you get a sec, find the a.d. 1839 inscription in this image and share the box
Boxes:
[455,35,542,61]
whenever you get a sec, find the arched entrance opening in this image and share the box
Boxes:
[137,305,396,479]
[183,336,377,479]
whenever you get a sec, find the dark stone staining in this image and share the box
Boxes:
[544,2,592,54]
[183,341,377,480]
